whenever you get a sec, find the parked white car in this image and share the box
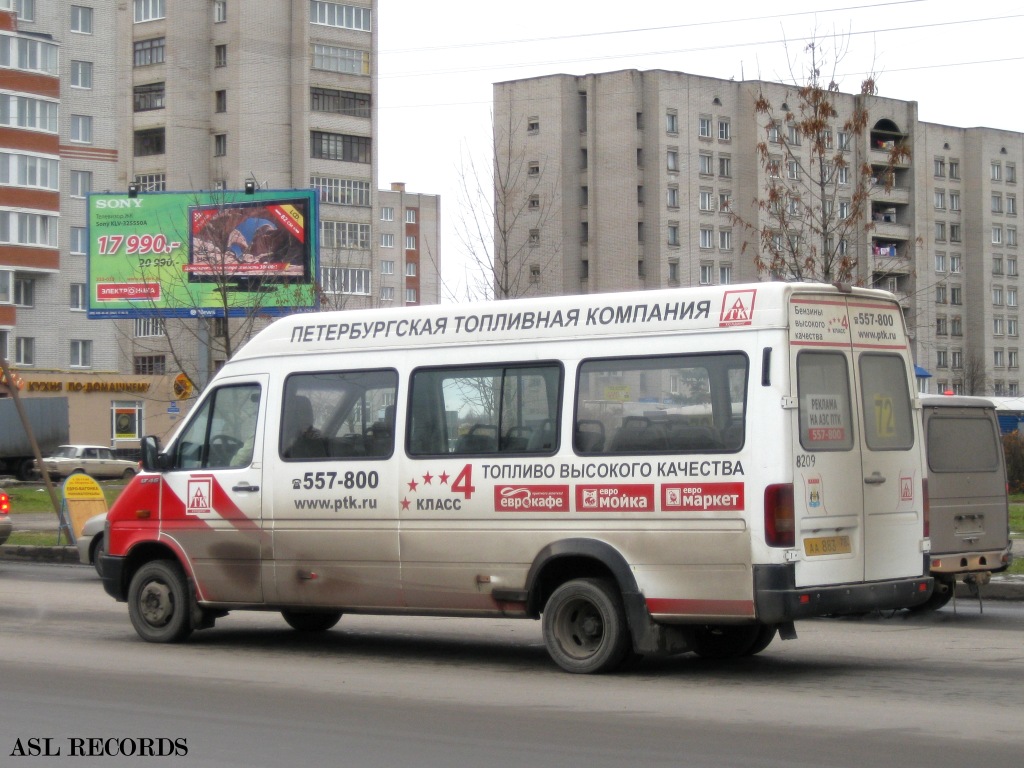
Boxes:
[76,512,107,576]
[37,445,138,480]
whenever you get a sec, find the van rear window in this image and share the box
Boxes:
[927,416,1000,473]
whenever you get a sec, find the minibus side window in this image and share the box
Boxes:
[408,364,562,456]
[280,370,398,461]
[173,384,261,470]
[859,354,914,451]
[797,351,854,451]
[575,353,747,455]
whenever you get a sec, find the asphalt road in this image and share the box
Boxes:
[2,561,1023,767]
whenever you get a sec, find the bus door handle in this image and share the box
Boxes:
[232,482,260,493]
[864,472,886,485]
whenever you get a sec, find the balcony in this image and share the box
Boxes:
[870,183,910,205]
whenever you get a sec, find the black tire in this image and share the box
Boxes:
[542,578,631,674]
[121,467,136,479]
[90,534,106,578]
[908,574,955,612]
[127,560,194,643]
[281,611,343,632]
[692,624,770,659]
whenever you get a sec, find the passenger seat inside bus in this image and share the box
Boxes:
[609,416,668,452]
[282,395,326,459]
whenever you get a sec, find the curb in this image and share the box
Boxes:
[0,544,80,564]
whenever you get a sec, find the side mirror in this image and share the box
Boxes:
[140,435,168,471]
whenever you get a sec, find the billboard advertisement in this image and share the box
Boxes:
[87,189,319,319]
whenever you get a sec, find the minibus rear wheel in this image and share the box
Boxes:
[542,578,630,674]
[127,560,194,643]
[281,610,343,632]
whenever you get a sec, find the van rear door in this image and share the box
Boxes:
[790,293,924,588]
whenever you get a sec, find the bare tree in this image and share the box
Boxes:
[453,111,561,301]
[734,35,910,283]
[957,352,989,396]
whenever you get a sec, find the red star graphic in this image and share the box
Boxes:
[401,498,410,510]
[422,472,434,484]
[438,471,450,484]
[407,478,419,492]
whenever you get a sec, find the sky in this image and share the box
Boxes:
[375,0,1024,297]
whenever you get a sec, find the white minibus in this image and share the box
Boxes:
[101,282,932,673]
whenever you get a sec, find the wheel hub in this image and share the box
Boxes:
[139,582,173,626]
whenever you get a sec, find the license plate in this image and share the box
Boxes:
[804,535,852,556]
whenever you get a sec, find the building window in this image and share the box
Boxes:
[936,285,947,303]
[719,192,732,212]
[666,150,678,172]
[668,261,679,282]
[951,286,962,305]
[666,111,678,134]
[699,153,713,175]
[950,223,961,243]
[950,255,961,273]
[133,82,165,111]
[994,257,1004,276]
[311,1,372,30]
[718,119,731,141]
[580,222,589,243]
[935,222,946,241]
[936,317,947,336]
[405,209,416,224]
[134,317,164,337]
[133,355,166,375]
[787,160,800,180]
[952,350,963,369]
[719,264,733,284]
[1010,318,1019,336]
[380,286,394,301]
[70,227,87,255]
[70,340,92,368]
[993,193,1003,213]
[936,350,948,369]
[1008,164,1017,183]
[134,0,165,22]
[70,60,93,89]
[70,115,92,144]
[321,221,370,250]
[405,288,417,303]
[215,90,227,112]
[14,277,33,307]
[528,195,540,210]
[528,117,539,133]
[213,133,227,157]
[15,337,33,366]
[718,156,731,178]
[991,161,1003,181]
[380,233,394,248]
[312,44,370,74]
[719,230,732,250]
[580,186,589,206]
[70,283,87,311]
[214,44,227,67]
[381,260,394,274]
[950,192,960,211]
[381,206,394,221]
[838,131,850,150]
[667,186,680,209]
[134,38,165,66]
[530,228,540,246]
[698,189,713,211]
[0,152,58,189]
[68,170,92,198]
[1010,287,1018,307]
[310,87,371,118]
[934,158,945,177]
[1009,227,1018,247]
[994,317,1005,336]
[787,124,800,145]
[1008,195,1017,215]
[405,235,416,250]
[134,173,166,192]
[527,161,540,177]
[310,131,371,163]
[405,262,417,277]
[700,227,713,249]
[312,176,371,206]
[71,5,93,33]
[935,253,946,272]
[667,224,679,247]
[934,190,945,209]
[698,116,712,138]
[320,267,371,295]
[993,226,1003,245]
[995,350,1005,368]
[213,0,226,22]
[700,264,713,285]
[134,128,165,157]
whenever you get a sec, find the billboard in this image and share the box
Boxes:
[87,189,319,319]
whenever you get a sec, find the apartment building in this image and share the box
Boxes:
[495,69,1024,396]
[2,1,440,450]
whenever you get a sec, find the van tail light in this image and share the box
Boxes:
[922,477,930,538]
[765,483,795,548]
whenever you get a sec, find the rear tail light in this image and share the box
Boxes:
[764,483,795,548]
[922,477,930,538]
[0,492,9,513]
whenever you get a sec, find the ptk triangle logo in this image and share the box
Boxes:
[719,289,757,327]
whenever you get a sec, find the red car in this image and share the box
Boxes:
[0,488,11,546]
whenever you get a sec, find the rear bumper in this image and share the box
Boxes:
[929,547,1013,575]
[753,564,933,622]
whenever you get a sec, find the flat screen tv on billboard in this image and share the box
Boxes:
[87,189,319,319]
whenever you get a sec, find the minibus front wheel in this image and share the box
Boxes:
[127,559,194,643]
[281,610,343,632]
[542,578,631,674]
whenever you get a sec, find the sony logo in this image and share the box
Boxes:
[94,199,144,209]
